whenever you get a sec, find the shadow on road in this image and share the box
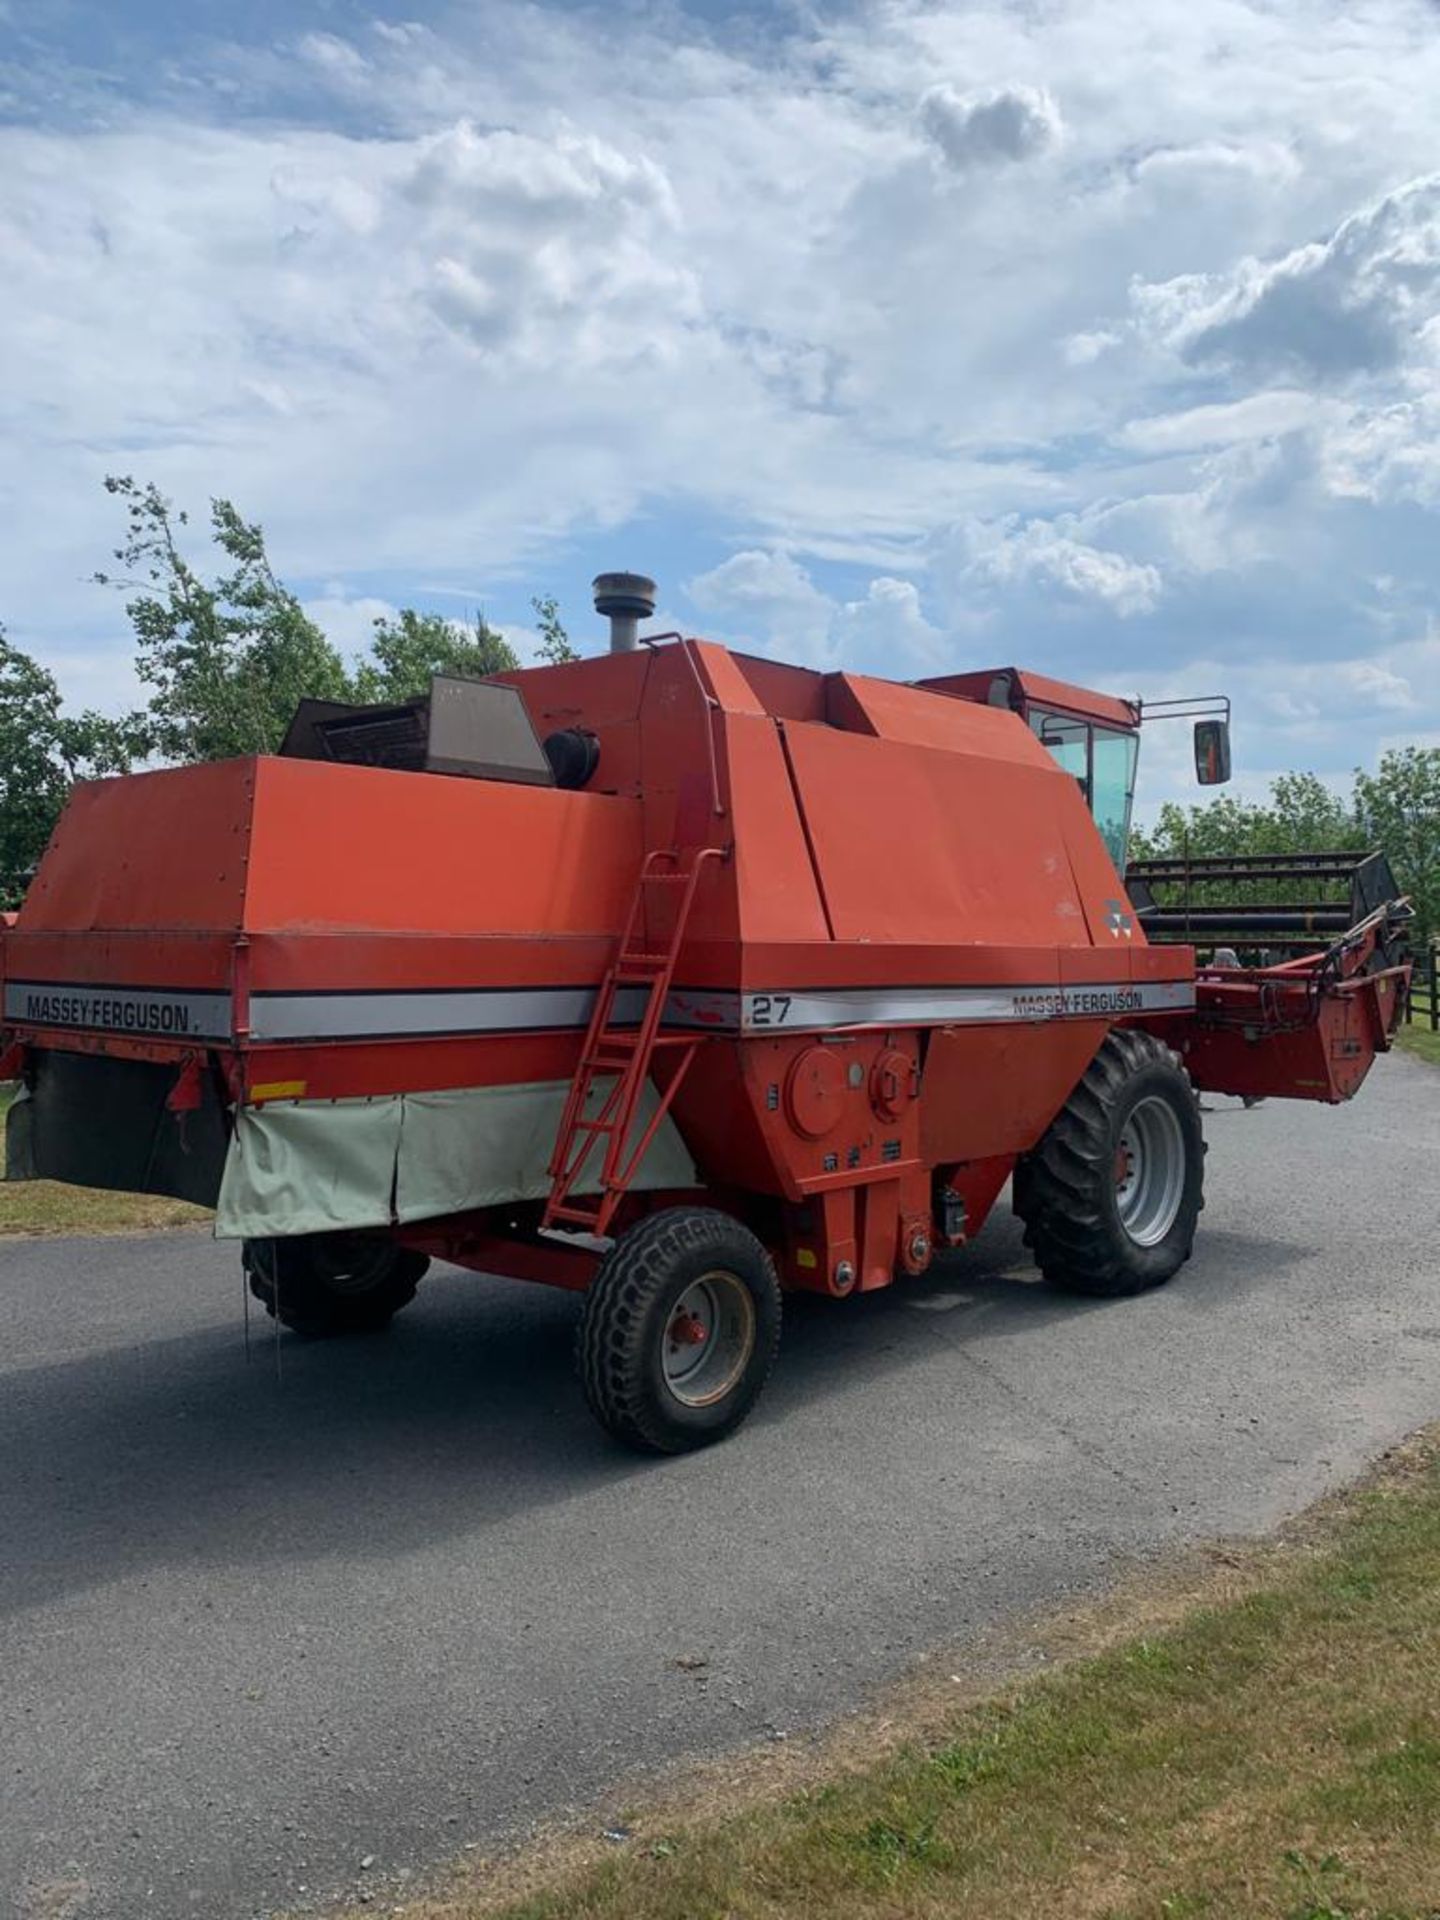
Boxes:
[0,1208,1314,1620]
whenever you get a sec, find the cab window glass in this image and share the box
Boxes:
[1032,712,1087,782]
[1091,728,1139,868]
[1030,709,1138,869]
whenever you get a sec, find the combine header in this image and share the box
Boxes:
[0,574,1412,1450]
[1127,847,1403,960]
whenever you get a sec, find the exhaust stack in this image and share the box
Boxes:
[592,572,656,653]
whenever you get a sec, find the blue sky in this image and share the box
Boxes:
[3,0,1439,811]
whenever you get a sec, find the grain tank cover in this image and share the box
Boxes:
[279,674,555,785]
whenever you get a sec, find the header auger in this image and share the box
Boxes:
[0,580,1411,1450]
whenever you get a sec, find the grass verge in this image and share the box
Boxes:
[380,1434,1440,1920]
[1397,1020,1440,1066]
[1399,973,1439,1063]
[0,1083,210,1236]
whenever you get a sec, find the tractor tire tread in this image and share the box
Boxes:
[244,1239,428,1336]
[578,1208,781,1454]
[1014,1028,1204,1298]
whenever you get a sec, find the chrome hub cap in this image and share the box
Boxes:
[661,1272,756,1408]
[1114,1096,1186,1247]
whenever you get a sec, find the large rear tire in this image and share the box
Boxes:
[578,1208,782,1454]
[1014,1028,1203,1298]
[243,1233,428,1336]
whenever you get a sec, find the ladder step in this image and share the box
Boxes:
[584,1031,686,1071]
[546,1201,601,1227]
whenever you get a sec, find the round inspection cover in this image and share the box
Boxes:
[870,1047,917,1123]
[784,1046,848,1139]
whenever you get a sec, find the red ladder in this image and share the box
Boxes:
[543,847,722,1238]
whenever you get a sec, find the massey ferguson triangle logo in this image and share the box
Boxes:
[1105,899,1135,939]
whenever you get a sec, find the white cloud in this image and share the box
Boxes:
[297,32,371,85]
[302,590,397,654]
[832,577,947,668]
[268,119,701,373]
[371,21,427,50]
[1064,329,1121,366]
[1319,390,1440,506]
[3,0,1440,802]
[1132,175,1440,382]
[686,553,947,672]
[956,518,1164,618]
[1130,140,1300,190]
[686,550,836,660]
[918,83,1061,171]
[1118,390,1318,454]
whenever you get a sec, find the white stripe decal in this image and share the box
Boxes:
[247,979,1191,1039]
[249,985,605,1042]
[740,980,1195,1032]
[248,986,745,1042]
[6,977,1194,1044]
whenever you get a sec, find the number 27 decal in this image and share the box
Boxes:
[749,994,793,1027]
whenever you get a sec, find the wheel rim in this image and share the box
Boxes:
[1113,1095,1187,1247]
[661,1271,757,1409]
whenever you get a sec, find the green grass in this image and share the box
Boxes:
[385,1437,1440,1920]
[0,1082,210,1236]
[1397,1022,1440,1066]
[1398,979,1440,1065]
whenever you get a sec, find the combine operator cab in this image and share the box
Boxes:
[917,666,1150,868]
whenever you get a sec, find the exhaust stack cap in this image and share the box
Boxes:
[593,572,657,653]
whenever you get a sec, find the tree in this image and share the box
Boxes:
[1355,747,1440,948]
[0,625,139,905]
[349,608,519,705]
[0,630,70,901]
[1268,771,1361,853]
[98,476,529,743]
[95,476,350,761]
[1131,776,1365,866]
[532,594,578,665]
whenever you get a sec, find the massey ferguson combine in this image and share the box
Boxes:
[0,575,1412,1451]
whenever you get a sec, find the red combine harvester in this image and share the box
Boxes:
[0,575,1412,1450]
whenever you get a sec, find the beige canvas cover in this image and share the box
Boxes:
[215,1078,696,1240]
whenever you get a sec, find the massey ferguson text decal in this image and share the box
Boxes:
[3,982,233,1041]
[1009,986,1144,1019]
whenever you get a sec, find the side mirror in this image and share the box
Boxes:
[1194,718,1231,786]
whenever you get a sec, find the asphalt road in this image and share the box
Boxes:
[3,1055,1439,1920]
